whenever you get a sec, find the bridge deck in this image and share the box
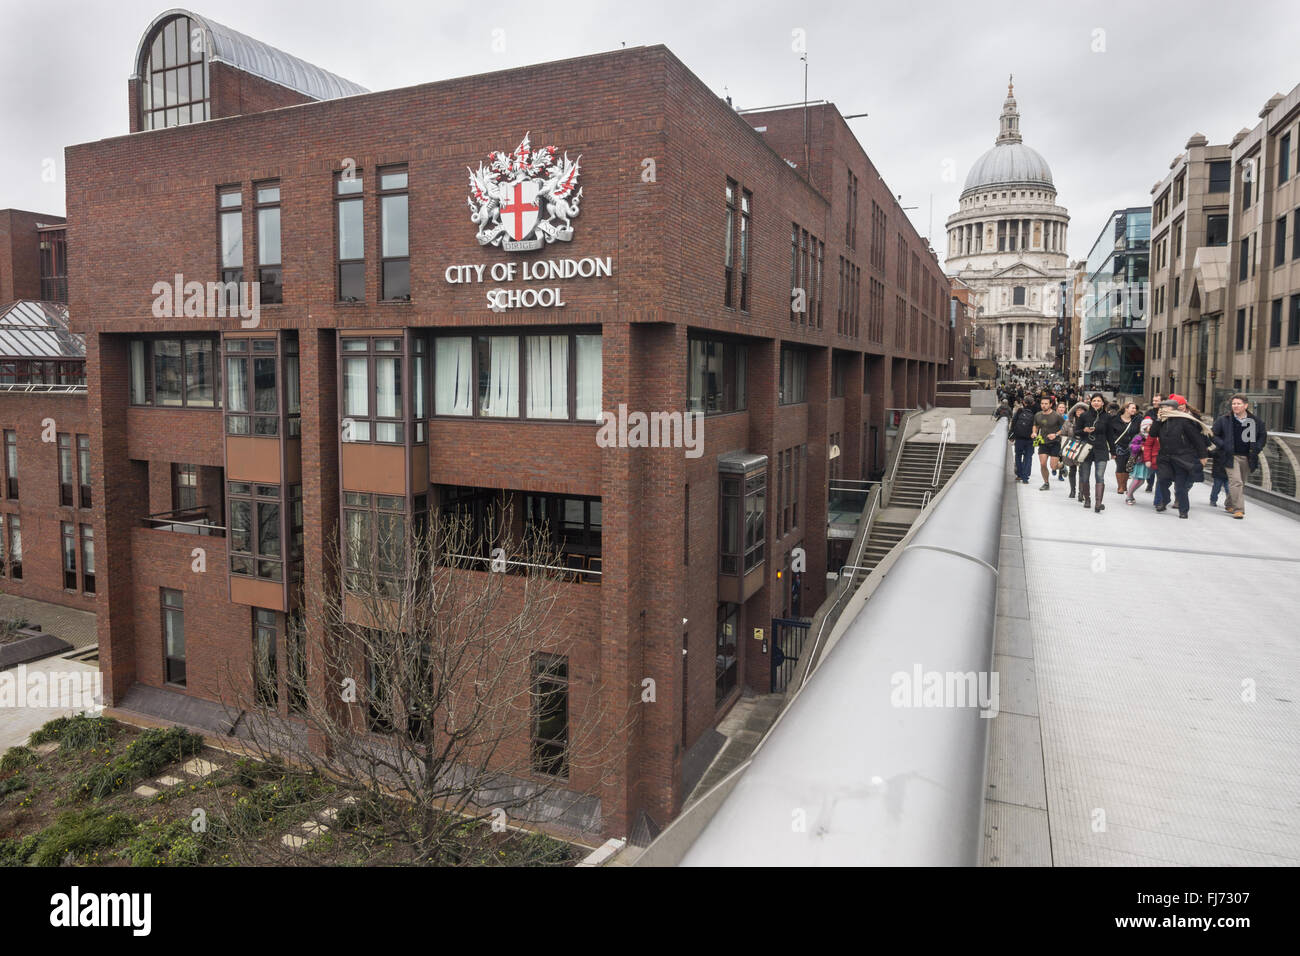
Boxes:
[986,461,1300,866]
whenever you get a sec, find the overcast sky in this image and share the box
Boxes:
[4,0,1299,264]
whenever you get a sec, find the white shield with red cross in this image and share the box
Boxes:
[499,178,541,242]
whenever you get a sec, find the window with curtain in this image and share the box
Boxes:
[527,335,569,419]
[478,336,519,417]
[343,349,370,440]
[576,334,602,421]
[435,337,472,416]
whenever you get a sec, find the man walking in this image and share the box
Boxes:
[1032,394,1065,490]
[1008,400,1036,483]
[1212,394,1268,519]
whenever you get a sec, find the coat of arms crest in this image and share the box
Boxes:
[467,133,583,252]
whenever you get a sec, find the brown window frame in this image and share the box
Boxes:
[335,171,365,302]
[254,181,282,305]
[162,588,185,686]
[228,480,283,582]
[379,166,410,301]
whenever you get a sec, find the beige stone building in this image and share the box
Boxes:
[1146,134,1232,412]
[1147,83,1300,431]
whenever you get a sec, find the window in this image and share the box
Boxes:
[343,492,406,596]
[1242,163,1253,209]
[62,522,77,590]
[255,183,282,304]
[778,347,807,405]
[1174,222,1183,258]
[128,335,218,407]
[228,481,282,582]
[1240,237,1250,281]
[38,229,68,303]
[1276,216,1288,267]
[4,430,16,498]
[75,524,93,594]
[58,434,73,506]
[219,188,242,286]
[433,332,600,421]
[715,604,738,705]
[1208,161,1230,193]
[523,494,602,573]
[1290,295,1300,347]
[1206,214,1228,247]
[335,171,364,301]
[380,167,410,300]
[846,170,859,249]
[789,224,799,322]
[687,338,746,414]
[1173,277,1180,309]
[531,654,569,777]
[172,463,197,511]
[1280,131,1292,185]
[224,337,281,435]
[719,471,765,575]
[724,179,736,308]
[140,14,209,129]
[1013,286,1026,306]
[832,354,847,397]
[1236,308,1247,351]
[254,609,277,707]
[740,190,752,312]
[77,435,91,508]
[1294,211,1300,260]
[341,336,405,443]
[286,612,307,714]
[162,589,185,685]
[1271,299,1283,348]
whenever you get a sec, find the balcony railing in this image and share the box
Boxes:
[444,551,601,583]
[141,506,227,537]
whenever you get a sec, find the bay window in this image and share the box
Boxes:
[128,335,218,408]
[340,335,409,444]
[228,481,282,581]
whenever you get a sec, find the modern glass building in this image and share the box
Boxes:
[1083,207,1150,395]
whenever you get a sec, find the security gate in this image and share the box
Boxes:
[770,617,811,693]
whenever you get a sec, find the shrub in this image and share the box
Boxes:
[229,773,317,830]
[28,716,75,745]
[0,746,35,773]
[126,817,206,867]
[24,808,137,867]
[75,726,203,800]
[0,775,29,801]
[0,834,39,866]
[55,714,115,751]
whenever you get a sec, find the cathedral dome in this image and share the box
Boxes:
[960,77,1054,197]
[962,142,1053,195]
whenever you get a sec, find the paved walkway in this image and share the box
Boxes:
[0,655,101,749]
[0,593,98,650]
[986,461,1300,865]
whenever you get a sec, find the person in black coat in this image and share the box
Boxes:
[1149,402,1215,518]
[1074,393,1113,512]
[1106,401,1142,496]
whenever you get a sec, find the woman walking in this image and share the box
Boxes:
[1075,393,1113,512]
[1062,402,1086,500]
[1107,401,1141,497]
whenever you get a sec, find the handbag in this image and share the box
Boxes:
[1061,436,1091,463]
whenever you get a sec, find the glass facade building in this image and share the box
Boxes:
[1083,207,1151,395]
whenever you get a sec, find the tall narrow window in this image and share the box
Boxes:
[228,481,282,582]
[219,189,242,287]
[739,190,752,312]
[336,172,364,301]
[77,434,91,508]
[1271,298,1284,348]
[1276,216,1288,267]
[173,463,198,511]
[531,654,569,778]
[6,515,19,579]
[715,604,738,705]
[380,167,410,300]
[5,430,17,499]
[80,525,95,594]
[1240,237,1250,281]
[254,609,277,706]
[162,588,185,685]
[476,335,519,418]
[789,223,799,322]
[724,179,737,308]
[61,522,77,590]
[58,433,73,506]
[1280,131,1292,185]
[255,183,282,304]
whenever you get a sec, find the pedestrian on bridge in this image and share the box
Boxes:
[1149,395,1215,519]
[1108,402,1141,497]
[1125,418,1153,505]
[1076,393,1113,512]
[1032,394,1065,491]
[1008,400,1036,483]
[1211,394,1269,520]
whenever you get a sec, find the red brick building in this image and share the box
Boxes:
[0,204,93,615]
[66,10,947,838]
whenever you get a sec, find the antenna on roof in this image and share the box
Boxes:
[801,51,809,172]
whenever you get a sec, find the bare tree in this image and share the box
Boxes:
[212,497,625,865]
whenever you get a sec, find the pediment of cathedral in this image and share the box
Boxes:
[990,261,1054,280]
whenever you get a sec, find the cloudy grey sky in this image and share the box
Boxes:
[3,0,1298,264]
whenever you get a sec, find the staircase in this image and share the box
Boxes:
[889,442,979,508]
